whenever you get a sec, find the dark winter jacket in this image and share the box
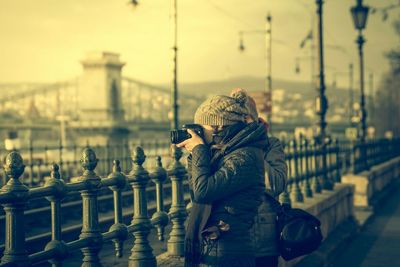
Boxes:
[251,136,288,257]
[187,122,267,266]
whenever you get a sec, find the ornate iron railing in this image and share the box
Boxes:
[0,138,399,266]
[0,145,187,267]
[280,136,341,205]
[351,138,400,174]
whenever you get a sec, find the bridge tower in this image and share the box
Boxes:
[79,52,125,122]
[71,52,129,146]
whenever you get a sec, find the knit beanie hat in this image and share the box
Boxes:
[194,92,248,126]
[230,88,259,121]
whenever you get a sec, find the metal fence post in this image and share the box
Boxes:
[321,139,334,190]
[355,140,361,173]
[150,156,169,241]
[302,139,313,198]
[128,147,156,267]
[311,140,322,194]
[73,144,78,175]
[78,148,103,267]
[107,160,128,258]
[59,139,64,180]
[44,164,68,267]
[335,139,341,183]
[280,141,291,206]
[290,139,304,203]
[28,139,34,187]
[106,141,111,174]
[327,140,335,187]
[0,151,30,266]
[167,145,187,256]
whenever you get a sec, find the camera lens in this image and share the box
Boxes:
[170,130,190,144]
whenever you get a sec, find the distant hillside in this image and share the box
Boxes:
[159,76,350,99]
[157,76,354,125]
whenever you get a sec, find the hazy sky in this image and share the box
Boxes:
[0,0,399,89]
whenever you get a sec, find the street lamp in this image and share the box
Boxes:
[238,13,273,128]
[351,0,369,143]
[294,56,313,75]
[129,0,139,7]
[314,0,333,190]
[238,32,245,52]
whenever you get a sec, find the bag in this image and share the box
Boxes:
[275,202,323,261]
[276,204,323,260]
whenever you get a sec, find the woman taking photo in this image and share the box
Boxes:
[177,92,267,267]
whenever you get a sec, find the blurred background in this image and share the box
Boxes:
[0,3,399,266]
[0,0,399,175]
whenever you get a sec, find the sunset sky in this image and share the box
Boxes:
[0,0,399,90]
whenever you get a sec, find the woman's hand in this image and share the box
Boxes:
[176,129,205,152]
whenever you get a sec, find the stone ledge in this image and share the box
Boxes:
[354,178,400,228]
[342,156,400,208]
[293,183,354,217]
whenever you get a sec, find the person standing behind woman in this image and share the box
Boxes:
[178,92,267,267]
[231,88,288,267]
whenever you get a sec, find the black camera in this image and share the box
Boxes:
[170,124,204,144]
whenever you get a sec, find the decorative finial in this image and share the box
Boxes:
[152,156,167,184]
[51,164,61,180]
[132,147,146,166]
[156,156,162,168]
[170,145,182,162]
[4,151,25,180]
[80,148,98,172]
[303,138,308,146]
[290,139,297,148]
[113,160,121,172]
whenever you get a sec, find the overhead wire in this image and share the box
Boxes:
[204,0,259,29]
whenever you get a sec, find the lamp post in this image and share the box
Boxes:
[266,13,272,127]
[171,0,179,130]
[239,13,273,129]
[315,0,327,144]
[315,0,333,190]
[368,71,374,127]
[351,0,370,143]
[128,0,178,130]
[349,63,355,126]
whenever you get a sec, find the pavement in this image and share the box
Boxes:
[59,225,171,266]
[329,181,400,267]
